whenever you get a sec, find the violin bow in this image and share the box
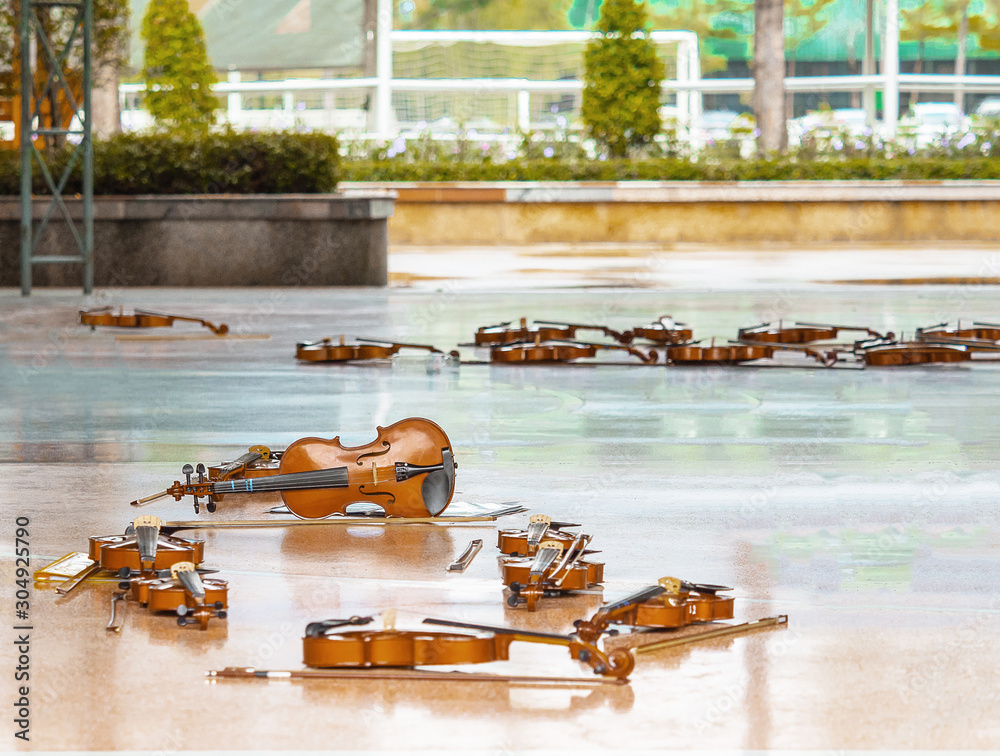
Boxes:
[630,615,789,655]
[207,667,625,686]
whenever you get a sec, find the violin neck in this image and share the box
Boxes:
[598,584,666,614]
[210,466,350,495]
[422,618,569,642]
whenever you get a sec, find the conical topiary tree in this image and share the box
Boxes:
[582,0,664,157]
[141,0,217,129]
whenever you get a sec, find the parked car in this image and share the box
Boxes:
[695,109,741,142]
[788,108,879,147]
[899,102,966,146]
[975,98,1000,118]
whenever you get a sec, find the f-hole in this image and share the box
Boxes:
[357,487,395,505]
[356,441,391,464]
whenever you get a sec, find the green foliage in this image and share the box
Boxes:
[582,0,664,158]
[340,154,1000,182]
[0,0,129,98]
[0,131,340,194]
[141,0,218,130]
[409,0,574,29]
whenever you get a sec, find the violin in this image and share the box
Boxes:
[207,445,283,482]
[297,336,460,363]
[665,341,833,366]
[501,536,604,611]
[299,615,633,680]
[474,318,628,346]
[79,307,228,335]
[136,417,457,519]
[497,514,581,557]
[623,316,693,345]
[126,562,228,630]
[490,337,657,364]
[573,577,734,643]
[856,341,972,366]
[87,516,205,576]
[915,322,1000,349]
[738,321,887,344]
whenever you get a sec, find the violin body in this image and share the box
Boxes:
[278,418,456,519]
[860,343,970,366]
[738,322,885,344]
[624,316,693,345]
[497,526,578,557]
[88,532,204,573]
[624,589,734,628]
[573,579,735,643]
[475,319,628,346]
[129,574,229,611]
[915,324,1000,350]
[296,337,458,363]
[490,341,655,364]
[303,629,505,668]
[501,557,604,590]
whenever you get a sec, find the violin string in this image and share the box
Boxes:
[209,467,351,494]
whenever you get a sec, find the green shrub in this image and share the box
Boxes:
[141,0,218,130]
[0,131,340,194]
[582,0,663,158]
[339,155,1000,182]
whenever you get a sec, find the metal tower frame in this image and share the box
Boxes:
[19,0,94,295]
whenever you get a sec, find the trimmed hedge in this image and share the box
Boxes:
[341,156,1000,183]
[4,134,1000,194]
[0,130,340,195]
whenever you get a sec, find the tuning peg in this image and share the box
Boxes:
[216,610,227,619]
[182,463,200,513]
[177,617,188,627]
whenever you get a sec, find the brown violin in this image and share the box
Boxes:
[474,318,628,346]
[623,316,693,345]
[126,562,227,630]
[56,516,205,598]
[490,337,657,364]
[297,336,459,363]
[915,322,1000,350]
[501,536,604,611]
[88,516,205,576]
[208,445,283,482]
[738,321,886,344]
[497,514,581,557]
[857,341,971,366]
[573,577,734,642]
[665,341,833,366]
[79,307,228,335]
[299,615,633,680]
[136,418,457,519]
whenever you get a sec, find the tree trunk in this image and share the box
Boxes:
[955,5,968,112]
[92,61,121,138]
[785,58,795,124]
[910,41,924,108]
[754,0,787,155]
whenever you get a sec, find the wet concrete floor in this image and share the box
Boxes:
[2,248,1000,751]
